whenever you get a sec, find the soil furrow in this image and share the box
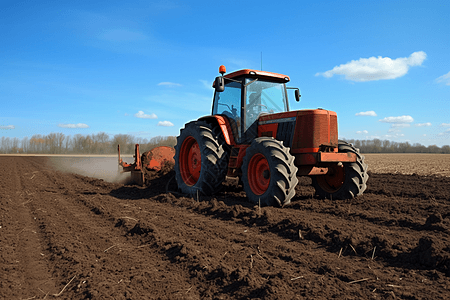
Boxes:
[1,156,450,299]
[0,157,58,299]
[22,162,196,299]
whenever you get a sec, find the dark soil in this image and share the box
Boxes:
[1,157,450,299]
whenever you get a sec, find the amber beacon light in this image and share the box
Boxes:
[219,65,226,75]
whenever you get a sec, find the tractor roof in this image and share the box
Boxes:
[225,69,290,82]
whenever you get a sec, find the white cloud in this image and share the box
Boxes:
[134,111,157,119]
[356,130,369,134]
[158,82,182,87]
[157,121,174,127]
[391,123,411,128]
[379,115,414,123]
[316,51,426,82]
[436,71,450,86]
[58,123,89,128]
[384,133,405,138]
[415,122,432,127]
[440,123,450,127]
[0,125,15,129]
[355,111,377,116]
[438,128,450,136]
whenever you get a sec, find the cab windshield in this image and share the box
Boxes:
[245,79,287,129]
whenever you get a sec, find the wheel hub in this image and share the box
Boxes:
[248,153,270,195]
[317,164,345,193]
[179,136,201,186]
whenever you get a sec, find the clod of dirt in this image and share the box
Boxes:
[425,213,444,226]
[142,161,175,182]
[404,237,450,276]
[127,222,155,236]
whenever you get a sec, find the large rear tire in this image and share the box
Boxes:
[174,120,229,195]
[242,137,298,207]
[312,141,368,199]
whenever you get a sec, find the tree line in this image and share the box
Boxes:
[1,134,449,154]
[0,133,176,154]
[343,139,450,154]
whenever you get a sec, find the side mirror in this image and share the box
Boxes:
[295,88,301,102]
[214,76,225,92]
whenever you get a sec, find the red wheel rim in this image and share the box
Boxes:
[317,164,345,193]
[179,136,201,186]
[248,153,270,195]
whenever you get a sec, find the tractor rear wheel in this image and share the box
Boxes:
[312,141,368,199]
[174,120,229,196]
[242,137,298,207]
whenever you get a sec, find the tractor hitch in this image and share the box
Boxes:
[118,144,145,185]
[118,144,175,186]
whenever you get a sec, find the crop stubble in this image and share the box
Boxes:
[364,153,450,177]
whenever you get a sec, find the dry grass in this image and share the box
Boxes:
[364,153,450,177]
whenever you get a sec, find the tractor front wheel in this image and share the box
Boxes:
[312,141,368,199]
[174,120,229,196]
[242,137,298,207]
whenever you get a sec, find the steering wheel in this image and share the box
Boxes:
[247,103,268,114]
[254,104,268,110]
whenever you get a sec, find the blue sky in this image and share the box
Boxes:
[1,0,450,146]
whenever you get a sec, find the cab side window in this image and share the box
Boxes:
[213,81,242,139]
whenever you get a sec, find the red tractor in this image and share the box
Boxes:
[174,65,368,207]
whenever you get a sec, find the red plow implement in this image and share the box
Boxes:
[118,144,175,185]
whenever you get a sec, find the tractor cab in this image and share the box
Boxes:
[212,66,300,143]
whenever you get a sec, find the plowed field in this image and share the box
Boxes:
[1,156,450,299]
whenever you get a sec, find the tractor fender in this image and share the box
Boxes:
[198,115,236,146]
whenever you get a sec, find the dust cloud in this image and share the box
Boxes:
[48,156,133,184]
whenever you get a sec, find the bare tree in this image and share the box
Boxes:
[112,134,135,154]
[72,134,84,153]
[55,133,65,154]
[29,135,45,153]
[94,132,110,154]
[65,135,71,153]
[21,136,29,153]
[11,137,20,153]
[441,145,450,154]
[0,137,10,153]
[427,144,440,153]
[46,133,57,154]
